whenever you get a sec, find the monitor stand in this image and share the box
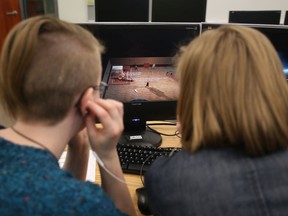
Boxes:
[118,119,162,148]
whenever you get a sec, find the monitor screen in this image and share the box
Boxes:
[229,10,281,25]
[78,23,201,147]
[103,57,177,103]
[95,0,149,22]
[201,23,288,79]
[284,11,288,25]
[152,0,207,22]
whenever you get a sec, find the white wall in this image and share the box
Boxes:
[57,0,87,22]
[206,0,288,24]
[57,0,288,24]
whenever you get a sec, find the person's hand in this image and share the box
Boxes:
[84,99,136,216]
[68,128,89,151]
[84,98,124,160]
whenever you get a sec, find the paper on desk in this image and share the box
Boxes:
[58,149,96,182]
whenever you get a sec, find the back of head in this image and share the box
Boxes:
[0,16,103,125]
[177,25,288,156]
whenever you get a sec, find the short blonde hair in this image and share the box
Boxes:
[177,25,288,156]
[0,16,104,125]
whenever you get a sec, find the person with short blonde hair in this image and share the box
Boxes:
[145,25,288,215]
[0,16,135,216]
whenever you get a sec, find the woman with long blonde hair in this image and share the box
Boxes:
[145,25,288,216]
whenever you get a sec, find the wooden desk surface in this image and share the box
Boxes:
[95,121,181,216]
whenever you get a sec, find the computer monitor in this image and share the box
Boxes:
[152,0,207,22]
[78,23,201,147]
[229,10,281,25]
[94,0,149,22]
[284,11,288,25]
[201,23,288,79]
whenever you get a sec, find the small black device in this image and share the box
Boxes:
[136,187,152,215]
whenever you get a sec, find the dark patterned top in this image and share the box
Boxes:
[0,138,126,216]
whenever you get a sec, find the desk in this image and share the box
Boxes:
[95,121,181,216]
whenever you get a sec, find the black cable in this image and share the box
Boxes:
[175,130,181,138]
[139,154,154,186]
[146,122,178,137]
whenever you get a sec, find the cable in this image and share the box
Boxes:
[175,130,181,138]
[92,151,140,186]
[146,122,178,137]
[139,154,154,186]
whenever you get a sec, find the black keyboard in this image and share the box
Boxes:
[117,143,182,174]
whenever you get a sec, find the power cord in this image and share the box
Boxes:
[146,122,179,137]
[93,151,140,186]
[139,154,154,186]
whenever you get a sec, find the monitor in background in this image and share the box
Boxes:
[229,10,281,25]
[201,23,288,79]
[79,23,201,80]
[152,0,207,22]
[79,23,201,147]
[94,0,149,22]
[284,11,288,25]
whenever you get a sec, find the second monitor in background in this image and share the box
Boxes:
[284,11,288,25]
[152,0,207,22]
[95,0,149,22]
[229,10,281,25]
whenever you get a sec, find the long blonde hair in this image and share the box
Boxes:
[177,25,288,156]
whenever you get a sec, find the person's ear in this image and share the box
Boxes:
[79,87,94,116]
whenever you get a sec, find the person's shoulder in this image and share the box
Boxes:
[144,150,188,182]
[144,148,244,179]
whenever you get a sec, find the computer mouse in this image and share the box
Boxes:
[136,187,152,215]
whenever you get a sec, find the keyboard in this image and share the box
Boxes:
[117,143,182,174]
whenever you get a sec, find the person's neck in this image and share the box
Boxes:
[12,114,82,159]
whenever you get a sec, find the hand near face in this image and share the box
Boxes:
[84,98,124,159]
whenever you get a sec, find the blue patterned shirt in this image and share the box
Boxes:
[0,138,126,216]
